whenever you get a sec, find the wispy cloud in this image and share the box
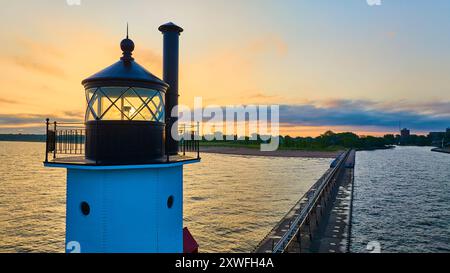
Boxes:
[4,37,67,78]
[11,55,66,78]
[15,37,65,59]
[0,98,19,105]
[279,99,450,132]
[0,113,81,126]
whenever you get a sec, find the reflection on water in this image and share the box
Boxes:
[0,141,330,253]
[352,146,450,253]
[0,142,66,252]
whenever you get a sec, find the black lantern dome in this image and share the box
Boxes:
[82,35,169,164]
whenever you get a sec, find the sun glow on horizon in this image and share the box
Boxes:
[0,1,449,135]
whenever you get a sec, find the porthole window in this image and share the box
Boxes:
[81,201,90,216]
[167,196,174,209]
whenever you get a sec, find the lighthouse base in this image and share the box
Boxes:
[65,165,183,253]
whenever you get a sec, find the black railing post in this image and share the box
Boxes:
[53,121,57,159]
[183,124,186,156]
[197,121,200,159]
[75,129,78,154]
[45,119,49,163]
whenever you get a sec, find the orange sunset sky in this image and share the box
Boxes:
[0,0,449,136]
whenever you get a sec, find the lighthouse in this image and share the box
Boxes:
[43,23,200,253]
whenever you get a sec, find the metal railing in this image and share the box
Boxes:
[45,119,200,163]
[269,149,350,253]
[45,119,85,162]
[178,122,201,159]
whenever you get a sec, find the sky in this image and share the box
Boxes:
[0,0,449,136]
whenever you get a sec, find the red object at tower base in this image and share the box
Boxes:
[183,227,199,253]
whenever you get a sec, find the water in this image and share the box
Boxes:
[0,141,330,253]
[352,146,450,253]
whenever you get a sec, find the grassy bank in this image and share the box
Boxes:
[199,141,344,152]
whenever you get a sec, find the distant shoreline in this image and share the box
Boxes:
[0,135,45,143]
[200,146,343,158]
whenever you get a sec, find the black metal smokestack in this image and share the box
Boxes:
[159,22,183,156]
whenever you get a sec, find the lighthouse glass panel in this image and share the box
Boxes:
[85,87,165,122]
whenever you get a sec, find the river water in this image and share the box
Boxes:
[352,146,450,253]
[1,142,448,253]
[0,141,330,252]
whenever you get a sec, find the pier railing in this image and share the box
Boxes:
[45,120,85,162]
[255,149,350,253]
[45,119,200,163]
[178,123,201,157]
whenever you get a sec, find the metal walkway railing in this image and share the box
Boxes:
[255,149,351,253]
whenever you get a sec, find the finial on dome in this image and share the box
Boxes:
[120,23,134,62]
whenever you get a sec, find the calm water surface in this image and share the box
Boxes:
[0,141,330,252]
[2,143,448,253]
[352,146,450,253]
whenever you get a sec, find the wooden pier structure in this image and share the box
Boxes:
[254,149,356,253]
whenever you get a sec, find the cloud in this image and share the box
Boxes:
[138,48,162,72]
[239,92,281,103]
[11,55,66,78]
[0,113,81,126]
[374,101,450,117]
[279,100,450,132]
[4,37,68,78]
[15,37,64,59]
[0,98,18,105]
[1,99,448,135]
[61,110,84,119]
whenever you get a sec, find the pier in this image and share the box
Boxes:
[431,147,450,154]
[254,149,356,253]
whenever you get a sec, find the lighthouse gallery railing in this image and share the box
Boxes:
[44,119,200,163]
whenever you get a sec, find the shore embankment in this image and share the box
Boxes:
[200,146,343,158]
[356,145,395,151]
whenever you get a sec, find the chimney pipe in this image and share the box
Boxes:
[159,22,183,156]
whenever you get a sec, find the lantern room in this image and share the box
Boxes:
[81,35,168,164]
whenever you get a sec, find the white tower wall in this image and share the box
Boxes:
[65,165,183,253]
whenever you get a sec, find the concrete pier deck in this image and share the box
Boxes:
[309,152,354,253]
[254,149,355,253]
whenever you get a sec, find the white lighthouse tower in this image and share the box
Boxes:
[44,23,200,253]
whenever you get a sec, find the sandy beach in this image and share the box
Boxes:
[200,146,343,158]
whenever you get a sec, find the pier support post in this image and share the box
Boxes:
[307,218,313,241]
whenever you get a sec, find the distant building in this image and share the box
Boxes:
[400,128,410,138]
[428,131,446,147]
[399,128,410,145]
